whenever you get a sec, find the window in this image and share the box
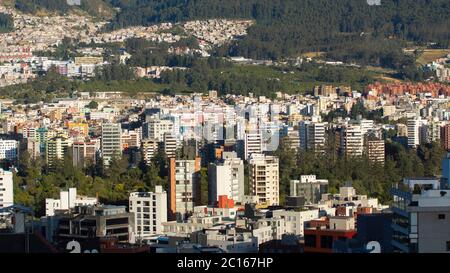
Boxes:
[304,235,316,247]
[320,235,333,249]
[447,242,450,252]
[439,214,446,220]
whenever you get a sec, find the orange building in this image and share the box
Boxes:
[168,157,201,220]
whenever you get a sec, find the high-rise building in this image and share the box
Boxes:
[46,136,72,168]
[365,137,385,165]
[142,119,174,141]
[0,139,18,161]
[101,123,122,166]
[244,132,263,160]
[249,154,279,206]
[121,129,141,151]
[441,124,450,151]
[391,178,450,253]
[0,169,13,210]
[336,124,363,157]
[163,132,178,158]
[168,157,201,220]
[141,138,159,165]
[307,122,326,153]
[72,141,97,168]
[129,186,167,238]
[208,155,244,205]
[407,117,422,148]
[299,121,326,153]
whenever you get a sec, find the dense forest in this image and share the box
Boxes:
[14,0,115,19]
[0,13,13,33]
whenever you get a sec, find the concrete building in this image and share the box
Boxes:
[244,133,263,160]
[141,138,159,165]
[365,137,385,165]
[46,136,72,168]
[0,169,13,210]
[272,209,320,237]
[45,188,98,216]
[249,154,279,206]
[143,119,174,141]
[55,205,134,243]
[290,175,329,205]
[129,186,167,238]
[442,124,450,151]
[299,121,326,153]
[407,117,422,148]
[101,123,122,166]
[208,156,244,205]
[168,157,201,220]
[0,139,18,161]
[72,141,97,168]
[336,124,363,157]
[163,132,178,158]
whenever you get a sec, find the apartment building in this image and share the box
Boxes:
[129,186,167,238]
[142,119,174,141]
[101,123,122,166]
[290,175,329,204]
[336,124,363,157]
[208,155,244,205]
[244,133,263,160]
[249,154,279,206]
[46,136,72,168]
[141,138,159,165]
[0,139,18,161]
[72,141,97,168]
[0,169,13,210]
[168,157,201,220]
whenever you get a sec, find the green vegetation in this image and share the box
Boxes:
[14,147,169,216]
[274,134,447,204]
[106,0,450,61]
[0,13,14,33]
[15,0,115,19]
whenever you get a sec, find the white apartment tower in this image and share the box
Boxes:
[208,156,245,205]
[0,169,13,209]
[408,117,422,148]
[244,132,263,160]
[249,154,280,206]
[337,124,364,157]
[129,186,167,237]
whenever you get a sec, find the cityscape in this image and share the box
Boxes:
[0,0,449,259]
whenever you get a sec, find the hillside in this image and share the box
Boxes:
[105,0,450,60]
[14,0,115,19]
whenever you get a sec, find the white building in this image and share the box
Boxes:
[337,124,364,157]
[208,156,245,204]
[408,117,422,148]
[0,169,13,210]
[0,139,18,160]
[129,186,167,238]
[45,188,98,216]
[272,209,320,237]
[143,119,174,141]
[244,133,263,160]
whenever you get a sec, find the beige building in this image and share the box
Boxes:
[249,154,279,206]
